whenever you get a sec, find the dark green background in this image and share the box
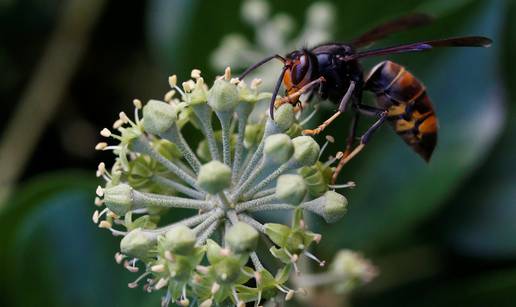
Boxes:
[0,0,515,306]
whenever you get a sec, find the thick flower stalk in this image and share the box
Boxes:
[93,68,371,306]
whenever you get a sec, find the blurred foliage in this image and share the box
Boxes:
[0,0,515,306]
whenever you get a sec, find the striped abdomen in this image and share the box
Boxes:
[364,60,438,161]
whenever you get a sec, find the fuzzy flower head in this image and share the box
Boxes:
[93,68,364,306]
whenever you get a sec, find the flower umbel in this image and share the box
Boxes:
[94,68,368,306]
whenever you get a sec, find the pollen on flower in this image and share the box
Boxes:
[93,67,373,306]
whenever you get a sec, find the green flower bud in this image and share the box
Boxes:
[244,123,264,148]
[272,104,295,131]
[225,222,258,253]
[264,134,294,165]
[190,81,208,105]
[161,225,196,255]
[322,191,348,223]
[292,136,320,166]
[285,122,303,138]
[299,162,331,198]
[214,256,242,284]
[275,174,307,205]
[208,78,239,112]
[142,100,178,134]
[153,139,183,161]
[120,228,156,259]
[127,156,154,188]
[331,250,377,293]
[168,255,196,282]
[285,231,306,253]
[103,184,134,216]
[197,161,232,194]
[206,239,223,264]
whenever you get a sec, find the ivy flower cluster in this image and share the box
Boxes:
[93,68,374,306]
[211,0,335,88]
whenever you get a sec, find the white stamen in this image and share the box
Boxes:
[191,69,201,79]
[96,162,106,177]
[299,219,306,229]
[285,289,295,301]
[92,210,100,223]
[96,185,104,197]
[324,151,343,167]
[133,99,142,109]
[98,220,112,229]
[254,271,262,284]
[200,298,213,307]
[326,135,335,143]
[329,181,356,189]
[304,250,326,267]
[164,250,174,262]
[154,277,169,290]
[224,67,231,80]
[164,90,176,102]
[151,264,165,272]
[182,80,195,92]
[219,248,231,257]
[114,252,125,264]
[95,142,108,150]
[168,75,177,87]
[94,197,103,206]
[119,112,129,123]
[124,260,139,272]
[211,282,220,294]
[112,119,124,129]
[128,272,151,289]
[196,265,210,274]
[275,285,289,294]
[100,128,111,137]
[128,282,138,289]
[290,253,298,262]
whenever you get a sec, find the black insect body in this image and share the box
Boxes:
[238,14,492,183]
